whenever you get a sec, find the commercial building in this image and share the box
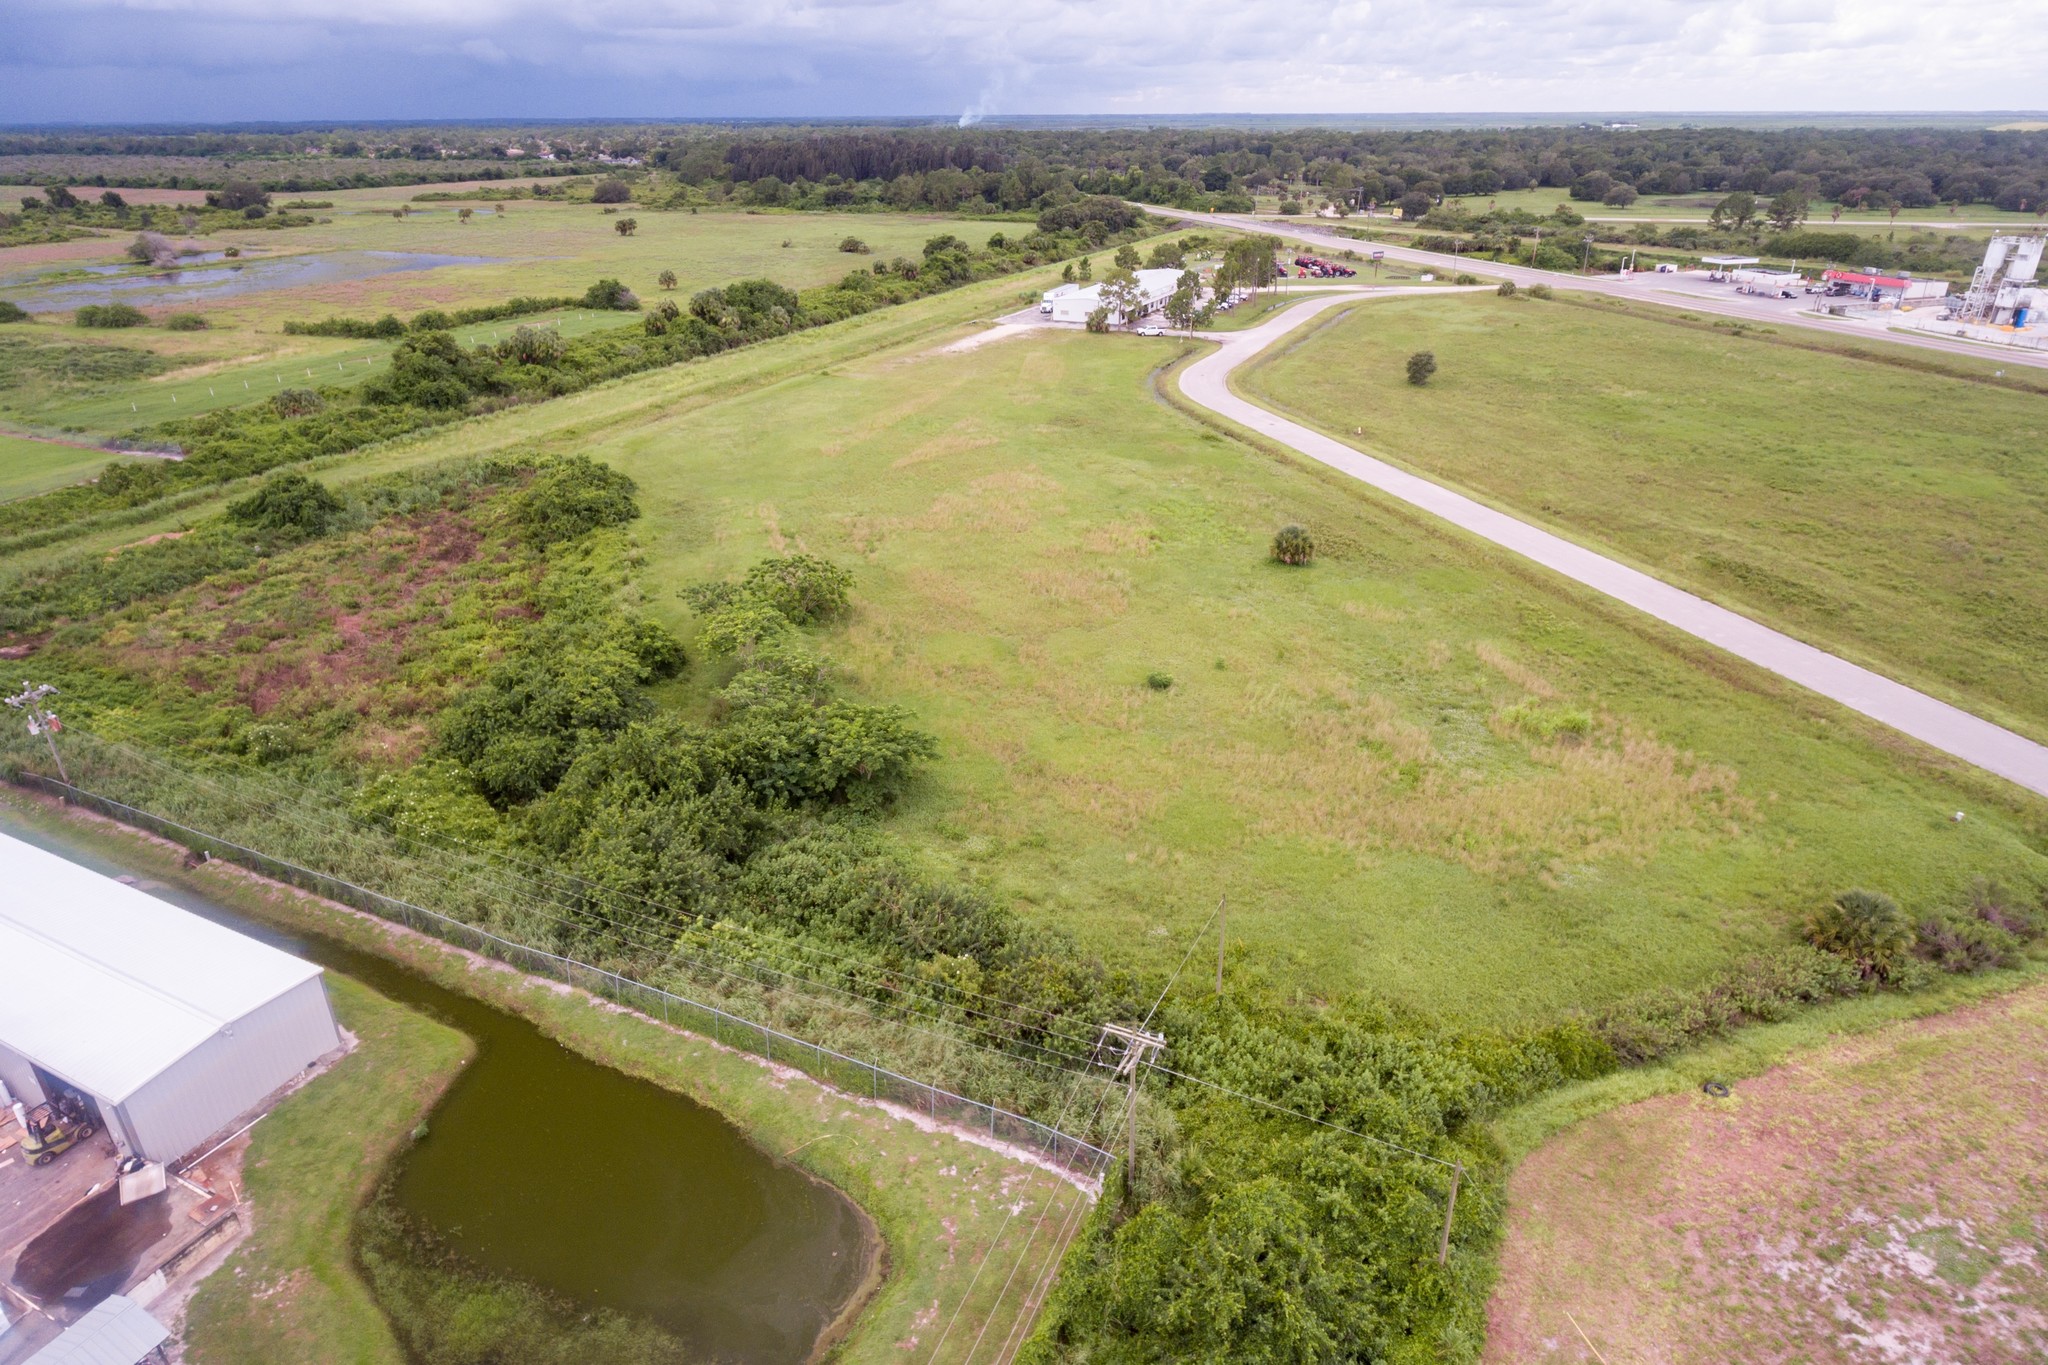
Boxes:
[1820,268,1950,305]
[0,832,340,1163]
[1046,268,1184,325]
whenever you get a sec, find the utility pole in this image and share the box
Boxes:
[1438,1160,1463,1266]
[5,681,69,786]
[1215,895,1227,995]
[1095,1021,1167,1204]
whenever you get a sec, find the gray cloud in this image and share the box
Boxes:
[2,0,2043,122]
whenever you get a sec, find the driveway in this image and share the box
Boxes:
[1176,289,2048,800]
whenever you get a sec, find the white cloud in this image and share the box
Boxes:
[4,0,2046,119]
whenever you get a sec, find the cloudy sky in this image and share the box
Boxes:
[4,0,2046,125]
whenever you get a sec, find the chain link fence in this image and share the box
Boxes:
[12,771,1115,1181]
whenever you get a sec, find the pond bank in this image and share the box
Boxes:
[0,787,1090,1365]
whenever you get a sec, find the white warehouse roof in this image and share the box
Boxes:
[0,831,324,1103]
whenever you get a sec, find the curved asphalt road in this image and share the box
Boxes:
[1177,289,2048,800]
[1150,207,2048,372]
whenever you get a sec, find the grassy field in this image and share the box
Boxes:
[0,793,1086,1365]
[0,205,1013,440]
[1237,291,2048,745]
[506,323,2047,1025]
[6,269,2046,1027]
[0,434,159,499]
[0,306,641,435]
[1445,187,2048,227]
[1485,975,2048,1364]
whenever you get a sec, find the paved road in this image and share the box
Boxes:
[1176,289,2048,800]
[1149,208,2048,372]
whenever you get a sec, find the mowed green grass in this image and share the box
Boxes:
[1238,293,2048,743]
[0,433,158,498]
[548,324,2048,1026]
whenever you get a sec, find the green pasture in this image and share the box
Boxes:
[523,325,2044,1026]
[0,207,1006,438]
[0,433,158,499]
[1,307,642,436]
[1238,292,2048,744]
[9,268,2043,1026]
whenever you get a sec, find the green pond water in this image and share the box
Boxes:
[10,823,874,1364]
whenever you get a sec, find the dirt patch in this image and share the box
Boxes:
[1485,982,2048,1364]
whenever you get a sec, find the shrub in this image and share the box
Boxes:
[497,324,565,366]
[270,388,324,418]
[740,554,853,624]
[410,309,452,331]
[1591,946,1864,1064]
[163,312,208,331]
[1270,524,1314,566]
[1527,283,1554,299]
[657,269,677,290]
[614,217,638,237]
[590,177,631,204]
[838,237,869,254]
[76,303,147,329]
[1454,273,1481,285]
[1146,672,1173,691]
[1806,889,1916,981]
[1496,280,1518,297]
[226,470,344,535]
[512,454,639,547]
[581,278,639,310]
[1277,199,1305,215]
[1405,350,1437,385]
[1085,306,1111,334]
[126,231,175,267]
[0,301,28,324]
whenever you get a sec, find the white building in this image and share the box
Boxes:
[1047,268,1185,325]
[0,832,340,1163]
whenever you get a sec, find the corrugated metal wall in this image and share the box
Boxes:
[0,1042,47,1107]
[117,978,340,1161]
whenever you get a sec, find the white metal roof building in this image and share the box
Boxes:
[1046,268,1185,325]
[0,832,339,1162]
[22,1295,169,1365]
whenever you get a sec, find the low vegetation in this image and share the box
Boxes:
[1240,291,2048,740]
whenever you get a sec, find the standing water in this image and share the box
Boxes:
[6,822,875,1364]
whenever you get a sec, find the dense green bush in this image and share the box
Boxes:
[738,554,851,625]
[1406,351,1438,385]
[76,303,147,328]
[162,312,208,331]
[270,387,323,418]
[1270,524,1314,565]
[511,455,639,547]
[1806,888,1916,981]
[0,301,30,323]
[225,470,345,535]
[580,278,638,310]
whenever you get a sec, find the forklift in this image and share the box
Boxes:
[16,1092,96,1167]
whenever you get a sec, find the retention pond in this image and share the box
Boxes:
[10,823,875,1364]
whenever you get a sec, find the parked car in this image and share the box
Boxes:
[1654,262,1678,273]
[1135,325,1164,336]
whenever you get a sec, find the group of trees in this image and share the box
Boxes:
[620,124,2048,218]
